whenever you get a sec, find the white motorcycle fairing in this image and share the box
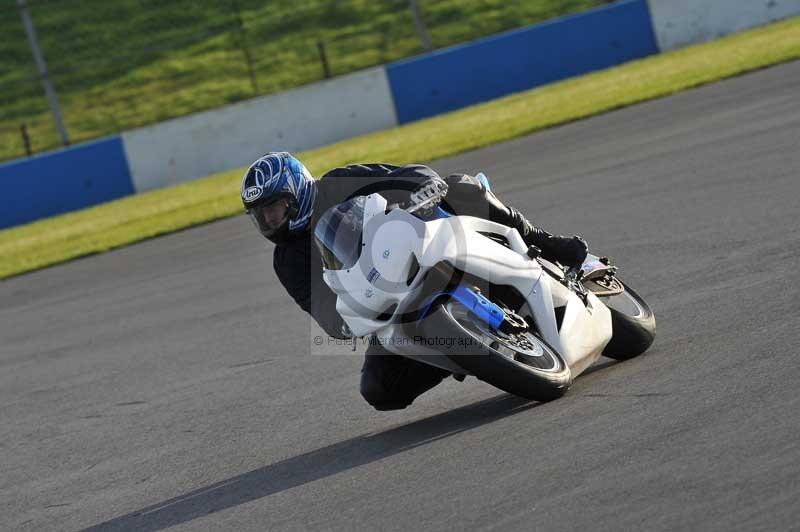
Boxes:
[319,193,613,380]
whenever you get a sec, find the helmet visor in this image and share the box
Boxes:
[249,198,290,237]
[313,196,366,270]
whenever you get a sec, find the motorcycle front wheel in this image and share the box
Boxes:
[420,300,572,402]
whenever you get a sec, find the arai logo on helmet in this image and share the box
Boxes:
[244,186,262,203]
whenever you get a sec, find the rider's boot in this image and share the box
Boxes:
[508,207,587,268]
[482,189,588,268]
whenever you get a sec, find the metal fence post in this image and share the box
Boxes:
[20,124,32,156]
[16,0,69,146]
[317,40,331,79]
[408,0,432,52]
[230,0,259,94]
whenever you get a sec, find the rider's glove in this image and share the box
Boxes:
[409,177,448,214]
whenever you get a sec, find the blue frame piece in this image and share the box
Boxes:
[419,284,505,331]
[415,204,452,221]
[476,172,491,191]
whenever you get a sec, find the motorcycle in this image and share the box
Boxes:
[314,176,656,401]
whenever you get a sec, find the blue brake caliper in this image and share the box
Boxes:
[419,285,505,330]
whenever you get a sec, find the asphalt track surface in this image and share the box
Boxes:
[3,61,800,532]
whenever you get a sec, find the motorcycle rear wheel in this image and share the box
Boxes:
[599,282,656,360]
[420,300,572,402]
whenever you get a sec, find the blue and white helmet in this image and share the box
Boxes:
[241,152,317,244]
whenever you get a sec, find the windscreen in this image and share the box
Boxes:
[313,196,366,270]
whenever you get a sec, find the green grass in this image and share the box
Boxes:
[0,0,604,161]
[1,17,799,280]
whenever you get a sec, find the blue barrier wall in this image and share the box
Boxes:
[0,136,133,229]
[386,0,659,124]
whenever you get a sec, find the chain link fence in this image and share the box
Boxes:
[0,0,606,162]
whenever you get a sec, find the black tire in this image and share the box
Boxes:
[599,282,656,360]
[419,300,572,402]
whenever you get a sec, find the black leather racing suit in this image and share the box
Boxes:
[273,163,581,410]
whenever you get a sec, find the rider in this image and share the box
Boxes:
[241,152,588,411]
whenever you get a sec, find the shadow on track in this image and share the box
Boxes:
[581,358,618,376]
[81,393,539,532]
